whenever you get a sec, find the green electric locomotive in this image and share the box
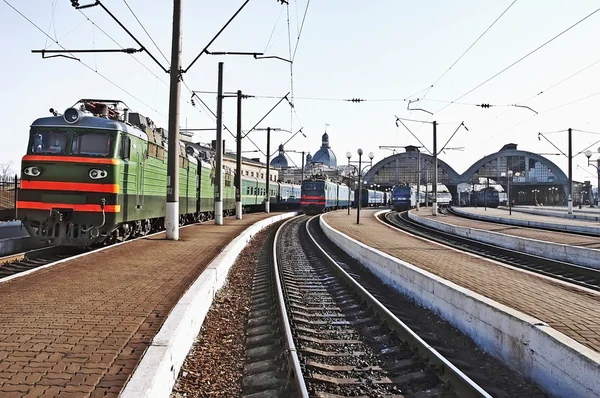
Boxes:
[18,99,297,247]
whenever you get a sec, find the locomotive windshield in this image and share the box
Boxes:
[71,132,113,157]
[28,129,115,157]
[30,131,68,154]
[302,181,324,195]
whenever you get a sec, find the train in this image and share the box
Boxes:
[471,187,500,208]
[300,176,352,215]
[355,188,388,208]
[391,184,452,211]
[300,177,391,215]
[18,99,301,247]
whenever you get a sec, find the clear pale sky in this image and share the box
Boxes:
[2,0,600,185]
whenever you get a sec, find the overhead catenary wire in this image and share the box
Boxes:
[77,9,199,112]
[264,7,284,53]
[3,0,166,119]
[292,0,311,61]
[412,0,519,100]
[122,0,170,66]
[432,6,600,118]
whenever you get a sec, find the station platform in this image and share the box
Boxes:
[322,209,600,354]
[0,212,285,397]
[424,210,600,249]
[513,205,600,216]
[452,206,600,235]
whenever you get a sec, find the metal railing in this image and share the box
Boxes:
[0,175,20,221]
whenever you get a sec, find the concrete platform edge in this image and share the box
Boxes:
[452,206,600,236]
[0,236,30,257]
[120,212,299,398]
[408,211,600,270]
[320,212,600,398]
[499,206,600,222]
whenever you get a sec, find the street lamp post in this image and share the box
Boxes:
[584,149,600,214]
[351,149,374,225]
[254,127,296,213]
[346,152,353,215]
[532,189,539,205]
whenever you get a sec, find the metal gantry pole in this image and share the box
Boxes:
[357,154,362,224]
[235,90,243,219]
[416,150,420,211]
[165,0,182,240]
[508,176,511,215]
[265,127,271,213]
[432,121,438,216]
[568,127,573,214]
[214,62,224,225]
[301,151,305,185]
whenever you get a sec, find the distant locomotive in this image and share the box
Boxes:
[300,177,351,215]
[18,99,301,247]
[391,185,416,211]
[472,187,500,208]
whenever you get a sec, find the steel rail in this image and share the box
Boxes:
[386,211,600,291]
[447,207,600,237]
[272,216,310,398]
[305,215,492,398]
[0,245,63,266]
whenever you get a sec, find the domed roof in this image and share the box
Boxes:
[270,144,292,168]
[311,132,337,167]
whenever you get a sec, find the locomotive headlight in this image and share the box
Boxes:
[89,169,107,179]
[23,166,41,177]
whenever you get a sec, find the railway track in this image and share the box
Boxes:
[241,215,548,397]
[0,246,82,279]
[384,211,600,292]
[446,207,600,237]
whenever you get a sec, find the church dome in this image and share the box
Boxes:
[270,144,292,168]
[311,132,337,167]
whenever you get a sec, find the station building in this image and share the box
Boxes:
[363,143,593,206]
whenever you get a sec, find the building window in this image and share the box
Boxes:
[251,172,254,177]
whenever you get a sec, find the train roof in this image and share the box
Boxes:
[31,114,148,141]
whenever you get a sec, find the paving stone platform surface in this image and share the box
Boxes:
[0,212,283,398]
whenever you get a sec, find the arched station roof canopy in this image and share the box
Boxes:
[459,143,568,185]
[363,146,461,187]
[361,144,569,189]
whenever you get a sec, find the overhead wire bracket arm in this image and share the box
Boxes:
[394,116,432,154]
[72,0,168,73]
[511,104,538,114]
[32,48,142,55]
[205,50,264,57]
[407,99,433,115]
[244,93,290,138]
[538,132,568,158]
[184,0,251,73]
[280,128,305,148]
[438,122,469,155]
[253,55,292,63]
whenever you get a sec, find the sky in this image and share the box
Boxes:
[1,0,600,185]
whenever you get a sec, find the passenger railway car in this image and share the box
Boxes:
[426,184,452,207]
[19,99,300,247]
[355,188,385,208]
[472,187,500,208]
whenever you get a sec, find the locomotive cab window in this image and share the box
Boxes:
[72,132,113,157]
[29,130,68,154]
[120,136,131,160]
